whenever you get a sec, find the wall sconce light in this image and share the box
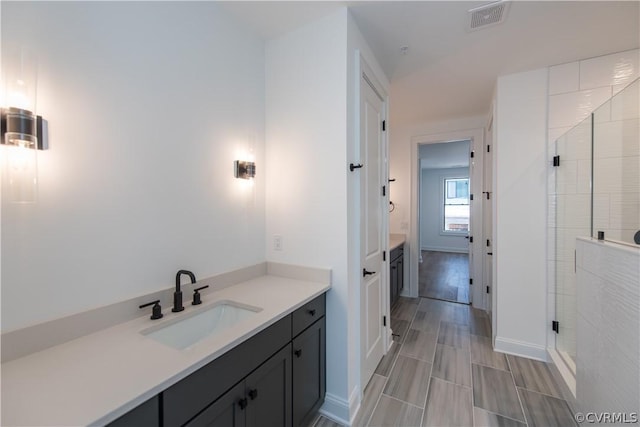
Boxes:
[1,49,48,203]
[234,160,255,179]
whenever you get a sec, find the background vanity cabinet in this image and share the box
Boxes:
[389,244,404,307]
[107,293,326,427]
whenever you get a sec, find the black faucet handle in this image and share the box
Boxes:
[192,285,209,305]
[139,300,163,320]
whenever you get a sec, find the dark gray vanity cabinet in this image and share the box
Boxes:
[390,245,404,307]
[106,292,326,427]
[291,294,326,427]
[107,396,159,427]
[186,344,292,427]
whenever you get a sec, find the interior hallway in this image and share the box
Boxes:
[419,251,470,304]
[310,297,576,427]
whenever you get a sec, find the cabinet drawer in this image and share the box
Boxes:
[163,315,291,427]
[292,294,326,337]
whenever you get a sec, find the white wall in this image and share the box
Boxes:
[265,9,351,423]
[1,2,266,332]
[420,167,469,253]
[494,68,549,360]
[265,9,388,423]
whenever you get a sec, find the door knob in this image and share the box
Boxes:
[363,268,376,277]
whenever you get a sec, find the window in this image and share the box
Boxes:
[443,177,469,233]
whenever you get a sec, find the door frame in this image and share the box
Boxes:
[409,128,485,309]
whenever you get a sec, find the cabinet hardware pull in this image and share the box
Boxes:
[238,398,248,410]
[308,309,316,316]
[248,389,258,400]
[363,268,376,277]
[294,349,302,358]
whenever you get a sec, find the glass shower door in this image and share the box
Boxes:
[554,114,593,369]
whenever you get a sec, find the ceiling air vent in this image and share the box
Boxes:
[467,1,510,32]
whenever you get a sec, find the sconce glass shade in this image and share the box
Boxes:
[2,48,39,203]
[4,132,38,203]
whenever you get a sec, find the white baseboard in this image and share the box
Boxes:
[320,392,352,426]
[494,336,548,361]
[421,246,468,254]
[548,348,576,398]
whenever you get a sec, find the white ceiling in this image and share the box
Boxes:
[221,1,640,127]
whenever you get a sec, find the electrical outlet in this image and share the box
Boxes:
[273,235,283,251]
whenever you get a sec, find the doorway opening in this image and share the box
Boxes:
[417,139,471,304]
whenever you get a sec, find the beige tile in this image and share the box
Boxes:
[383,355,432,408]
[507,355,564,398]
[473,407,526,427]
[518,388,577,427]
[315,415,344,427]
[422,377,472,427]
[391,318,410,343]
[470,335,509,371]
[368,395,423,427]
[472,364,525,422]
[437,321,470,350]
[400,329,437,363]
[391,299,419,322]
[411,310,441,335]
[375,341,401,377]
[432,344,471,387]
[353,374,386,427]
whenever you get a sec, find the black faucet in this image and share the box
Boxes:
[173,270,196,312]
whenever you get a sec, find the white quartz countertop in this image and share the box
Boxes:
[2,275,330,426]
[390,233,406,251]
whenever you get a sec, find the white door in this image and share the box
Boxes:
[360,68,386,389]
[483,119,494,316]
[467,144,475,305]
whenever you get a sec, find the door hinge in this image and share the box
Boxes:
[470,236,473,243]
[470,194,474,201]
[486,286,490,293]
[553,156,560,167]
[487,145,491,153]
[469,278,473,285]
[382,120,386,131]
[486,239,490,247]
[382,185,386,196]
[470,151,475,158]
[383,315,387,326]
[383,251,386,261]
[552,320,559,333]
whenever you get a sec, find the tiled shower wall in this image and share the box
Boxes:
[547,49,640,363]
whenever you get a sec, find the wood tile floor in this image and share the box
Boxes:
[419,251,470,304]
[309,297,576,427]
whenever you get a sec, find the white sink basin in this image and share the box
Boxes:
[142,301,261,350]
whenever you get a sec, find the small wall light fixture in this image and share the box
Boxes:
[234,160,255,179]
[1,49,48,203]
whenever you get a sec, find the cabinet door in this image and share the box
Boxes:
[185,382,246,427]
[245,344,292,427]
[292,318,326,427]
